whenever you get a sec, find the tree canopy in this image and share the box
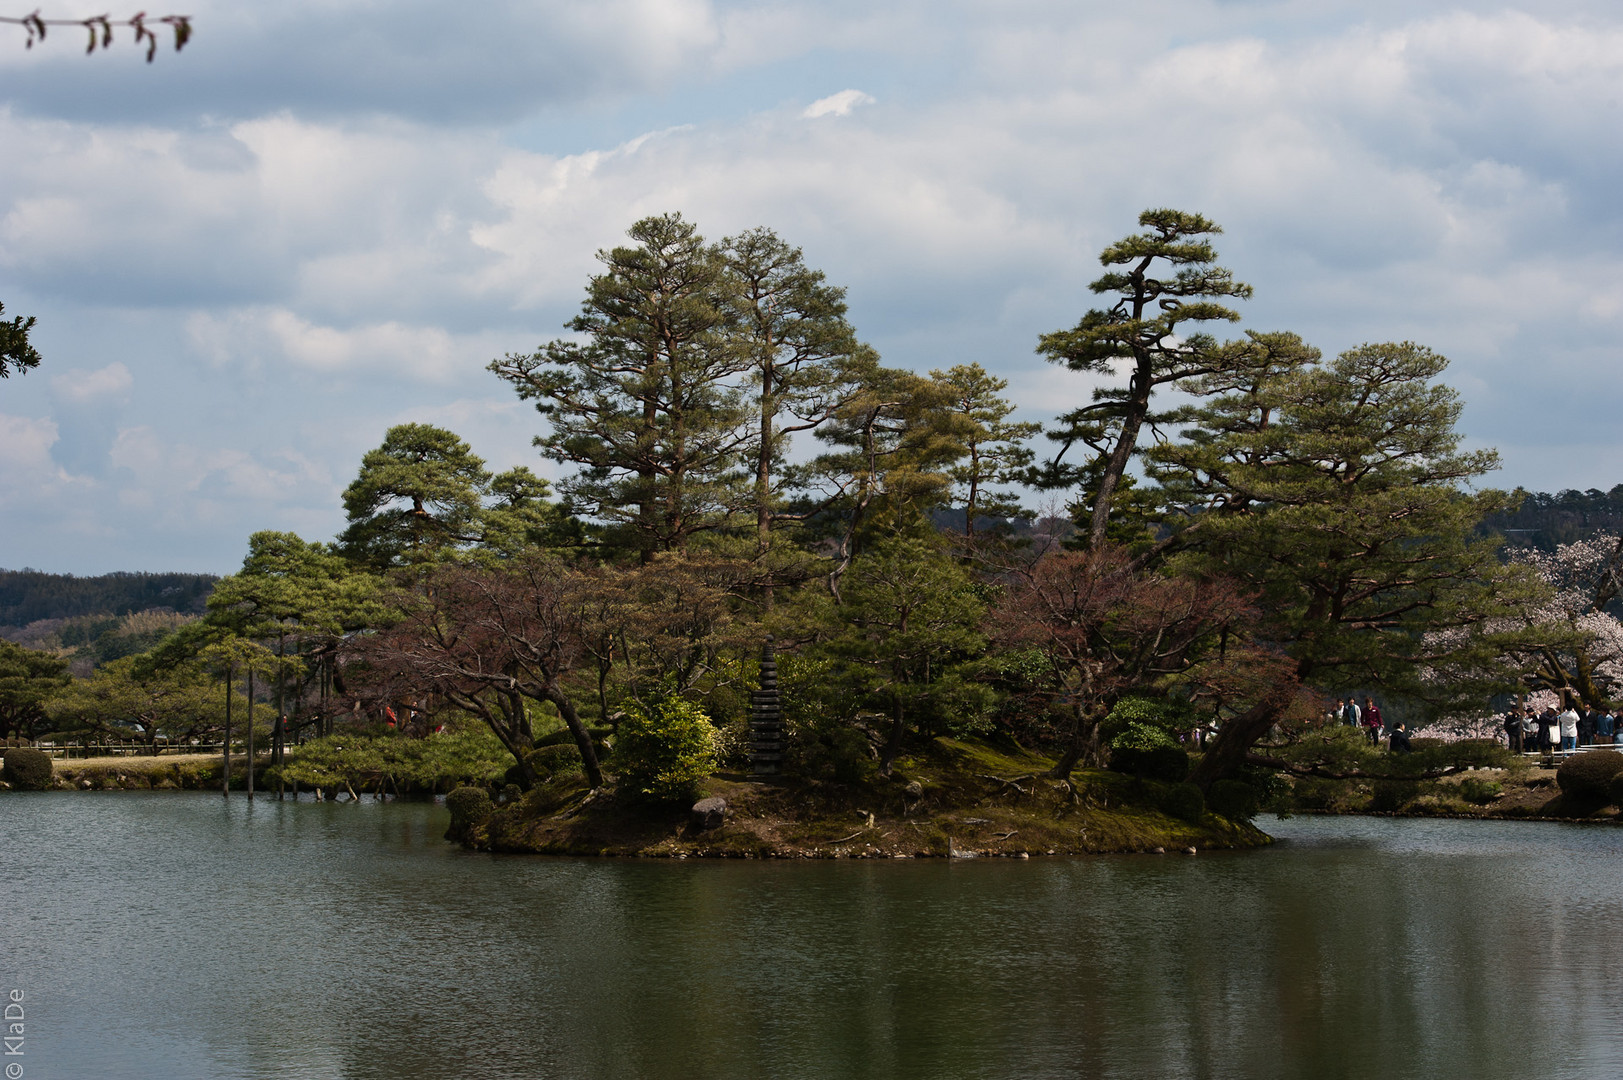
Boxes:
[4,207,1580,805]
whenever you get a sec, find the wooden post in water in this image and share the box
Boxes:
[222,661,232,798]
[274,714,286,801]
[750,635,783,777]
[246,667,255,800]
[274,635,285,801]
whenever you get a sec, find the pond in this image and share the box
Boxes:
[3,794,1622,1079]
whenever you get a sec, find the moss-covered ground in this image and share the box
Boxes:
[474,737,1270,858]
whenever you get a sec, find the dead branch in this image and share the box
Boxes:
[979,773,1033,795]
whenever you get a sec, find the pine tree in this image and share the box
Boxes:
[1037,209,1252,549]
[338,424,491,567]
[721,226,872,557]
[1144,341,1546,786]
[932,363,1040,538]
[490,213,752,561]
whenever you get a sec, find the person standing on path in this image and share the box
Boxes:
[1364,698,1384,747]
[1598,709,1617,746]
[1505,708,1523,753]
[1342,697,1361,728]
[1558,703,1580,753]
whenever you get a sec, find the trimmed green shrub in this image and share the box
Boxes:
[1,747,53,791]
[1100,696,1196,746]
[1457,778,1502,805]
[1208,778,1261,821]
[610,697,718,802]
[444,785,494,844]
[1106,708,1190,782]
[1556,750,1623,804]
[1110,744,1190,782]
[531,742,582,775]
[1163,782,1205,822]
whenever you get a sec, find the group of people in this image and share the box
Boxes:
[1335,696,1413,753]
[1503,702,1618,755]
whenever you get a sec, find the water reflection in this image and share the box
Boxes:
[3,798,1622,1079]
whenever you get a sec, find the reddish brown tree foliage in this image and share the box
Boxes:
[987,545,1253,778]
[343,556,604,788]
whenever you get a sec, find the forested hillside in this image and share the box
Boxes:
[0,569,215,628]
[1483,486,1623,551]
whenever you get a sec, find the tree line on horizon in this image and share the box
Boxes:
[6,209,1622,798]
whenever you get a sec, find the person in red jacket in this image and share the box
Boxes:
[1363,697,1384,746]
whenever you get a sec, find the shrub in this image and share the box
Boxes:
[1106,710,1190,782]
[709,719,753,772]
[1208,778,1261,821]
[1370,779,1417,812]
[1290,777,1337,810]
[1557,751,1623,805]
[530,743,582,776]
[444,785,494,844]
[1110,744,1190,783]
[1,747,53,791]
[1163,782,1205,822]
[610,697,718,802]
[787,723,875,784]
[1100,696,1195,746]
[1457,778,1503,805]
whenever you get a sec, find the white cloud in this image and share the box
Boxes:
[50,362,133,404]
[802,89,875,119]
[108,426,336,521]
[0,414,70,494]
[185,307,515,383]
[7,1,1623,570]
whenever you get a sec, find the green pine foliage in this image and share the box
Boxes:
[278,727,512,792]
[0,300,42,380]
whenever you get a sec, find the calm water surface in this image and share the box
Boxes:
[2,794,1621,1080]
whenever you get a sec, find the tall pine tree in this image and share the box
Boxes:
[491,213,753,561]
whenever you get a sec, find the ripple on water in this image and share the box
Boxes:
[3,794,1623,1080]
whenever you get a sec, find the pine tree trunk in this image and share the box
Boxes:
[1186,678,1298,791]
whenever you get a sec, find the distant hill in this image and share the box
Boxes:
[0,569,217,629]
[1482,486,1623,551]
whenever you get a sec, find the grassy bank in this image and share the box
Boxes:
[46,753,253,791]
[467,737,1271,858]
[1282,761,1623,821]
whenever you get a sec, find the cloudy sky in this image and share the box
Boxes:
[1,0,1619,574]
